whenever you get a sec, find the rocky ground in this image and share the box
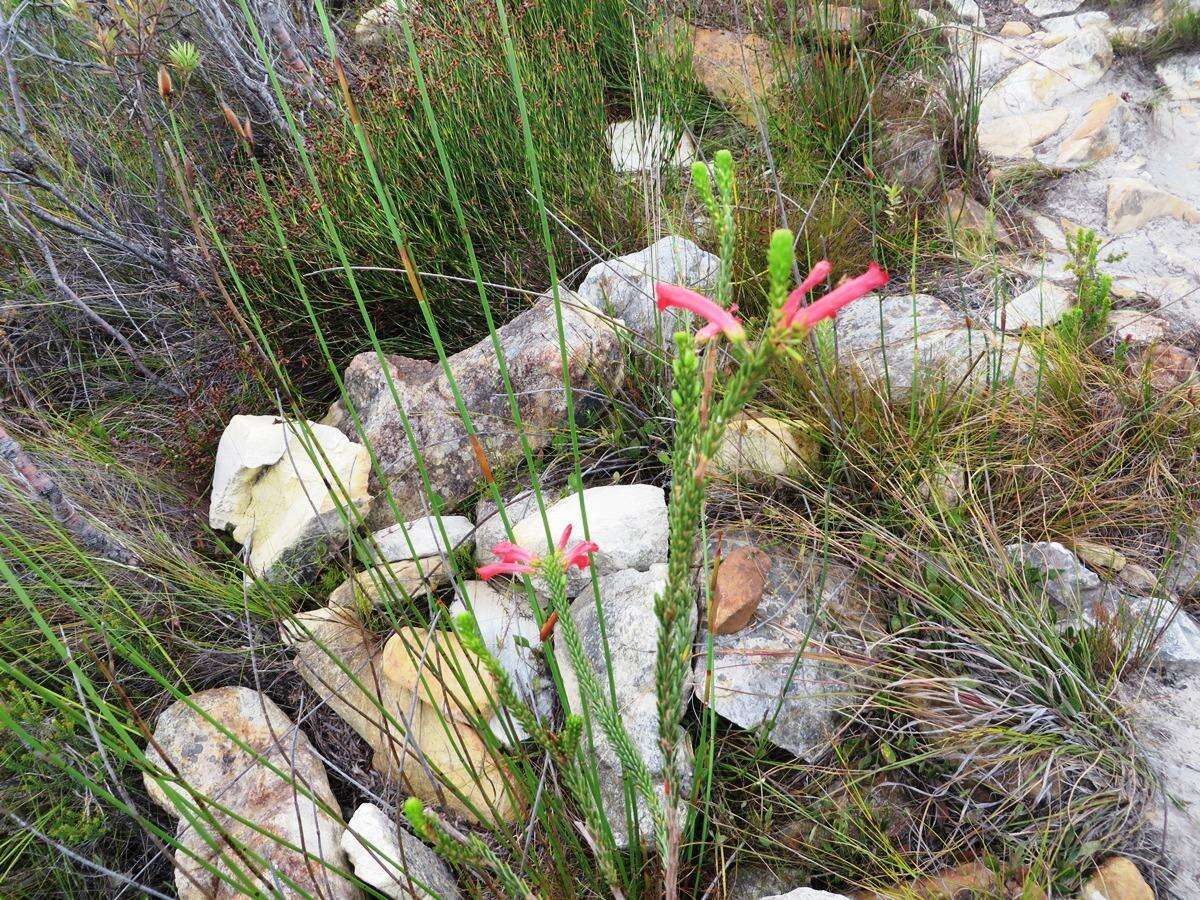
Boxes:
[132,0,1200,897]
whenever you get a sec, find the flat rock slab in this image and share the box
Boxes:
[834,293,1034,397]
[608,118,695,173]
[693,530,860,760]
[1130,674,1200,897]
[449,580,553,743]
[369,515,474,564]
[143,686,356,900]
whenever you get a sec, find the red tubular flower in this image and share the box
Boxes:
[779,260,833,323]
[556,524,573,551]
[563,539,599,572]
[491,541,534,565]
[656,283,745,343]
[477,560,537,580]
[782,262,889,331]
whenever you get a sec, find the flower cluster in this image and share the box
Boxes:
[655,259,889,345]
[476,524,598,581]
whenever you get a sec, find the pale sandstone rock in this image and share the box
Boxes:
[282,607,518,825]
[354,0,404,47]
[508,483,668,595]
[449,580,553,743]
[329,559,449,609]
[473,490,541,564]
[555,564,694,846]
[369,515,473,564]
[688,25,786,125]
[711,412,820,482]
[1042,10,1111,34]
[834,293,1035,396]
[694,530,858,760]
[1056,93,1127,167]
[334,291,623,529]
[341,803,461,899]
[760,890,853,900]
[1000,19,1033,36]
[1023,0,1081,16]
[1108,309,1166,343]
[210,415,371,582]
[1107,177,1200,234]
[577,236,720,347]
[1080,857,1153,900]
[978,108,1068,158]
[1072,540,1127,571]
[999,282,1073,330]
[1130,673,1200,896]
[1157,52,1200,100]
[608,118,695,173]
[381,627,498,723]
[143,687,357,900]
[979,27,1112,121]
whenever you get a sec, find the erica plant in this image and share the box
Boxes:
[441,150,887,898]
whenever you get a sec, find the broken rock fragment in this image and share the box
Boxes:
[209,414,371,583]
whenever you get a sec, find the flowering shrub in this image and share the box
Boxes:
[409,150,887,898]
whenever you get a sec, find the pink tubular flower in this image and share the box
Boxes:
[779,260,833,324]
[782,262,889,331]
[476,525,600,581]
[477,560,537,581]
[491,541,534,565]
[656,283,745,343]
[563,539,599,572]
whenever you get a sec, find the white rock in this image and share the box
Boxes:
[1000,20,1033,37]
[999,282,1073,330]
[1158,52,1200,100]
[977,108,1068,158]
[370,515,474,563]
[941,0,983,24]
[555,564,694,847]
[760,890,854,900]
[509,484,668,595]
[1131,673,1200,896]
[143,687,356,900]
[577,236,720,346]
[979,27,1112,120]
[834,293,1035,396]
[1041,10,1111,33]
[1005,541,1108,611]
[1107,177,1200,234]
[1026,213,1069,250]
[341,803,461,899]
[1055,93,1127,167]
[474,490,541,564]
[608,119,696,174]
[1130,597,1200,670]
[1023,0,1082,16]
[209,415,371,581]
[450,580,553,743]
[1109,309,1168,345]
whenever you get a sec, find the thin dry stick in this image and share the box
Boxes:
[0,423,142,567]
